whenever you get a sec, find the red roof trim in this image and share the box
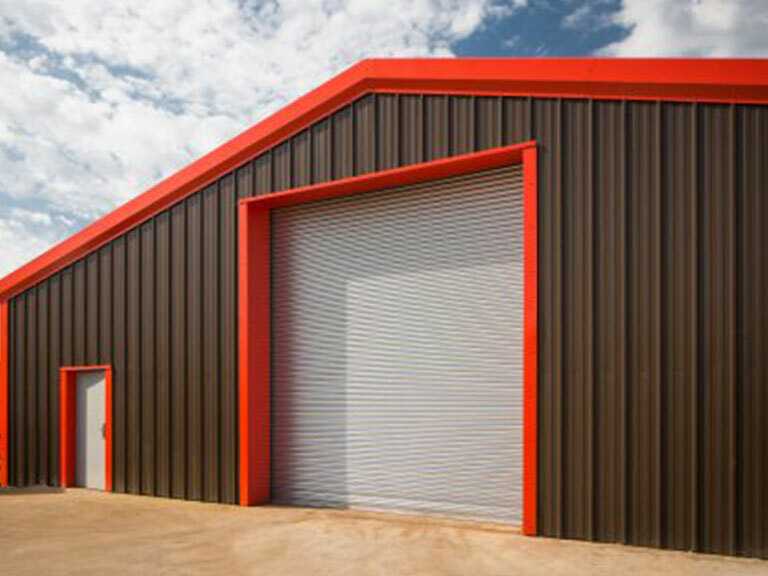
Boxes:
[1,58,766,299]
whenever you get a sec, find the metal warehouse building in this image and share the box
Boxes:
[1,59,767,558]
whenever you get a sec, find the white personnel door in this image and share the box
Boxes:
[75,371,106,490]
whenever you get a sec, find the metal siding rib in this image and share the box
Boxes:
[376,94,399,170]
[86,254,99,365]
[594,100,628,543]
[37,282,49,484]
[562,99,593,539]
[155,213,171,498]
[476,97,502,151]
[170,203,187,499]
[25,288,37,486]
[126,229,141,493]
[203,185,220,502]
[333,106,354,179]
[186,194,203,500]
[424,95,449,161]
[220,174,238,504]
[291,130,312,188]
[12,297,25,486]
[49,274,61,485]
[355,95,376,175]
[273,141,292,193]
[312,118,333,184]
[399,95,423,166]
[141,221,155,495]
[112,237,127,493]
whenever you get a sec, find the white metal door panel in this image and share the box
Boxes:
[272,166,524,523]
[76,371,106,490]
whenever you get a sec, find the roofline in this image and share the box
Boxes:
[2,57,767,299]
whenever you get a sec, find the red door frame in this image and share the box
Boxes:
[238,141,538,535]
[59,365,113,491]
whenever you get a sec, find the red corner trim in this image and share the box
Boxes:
[59,365,113,491]
[0,300,8,487]
[522,146,538,536]
[238,143,539,532]
[1,59,765,300]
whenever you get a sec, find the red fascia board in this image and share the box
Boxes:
[366,58,768,103]
[2,58,767,299]
[241,141,535,210]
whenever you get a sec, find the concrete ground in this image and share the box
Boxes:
[0,488,766,576]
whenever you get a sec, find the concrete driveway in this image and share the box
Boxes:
[0,487,765,576]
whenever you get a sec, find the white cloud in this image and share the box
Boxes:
[603,0,768,56]
[0,0,510,278]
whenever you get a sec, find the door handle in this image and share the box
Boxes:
[102,423,106,439]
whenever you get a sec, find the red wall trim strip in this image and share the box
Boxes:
[2,58,765,300]
[238,206,271,506]
[522,146,538,536]
[59,366,113,491]
[0,300,8,487]
[238,143,538,531]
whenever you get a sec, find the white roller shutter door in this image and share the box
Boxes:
[271,165,524,524]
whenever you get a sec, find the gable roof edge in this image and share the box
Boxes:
[2,57,767,299]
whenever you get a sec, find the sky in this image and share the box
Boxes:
[1,0,767,278]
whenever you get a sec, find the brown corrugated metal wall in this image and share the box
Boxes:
[7,93,768,557]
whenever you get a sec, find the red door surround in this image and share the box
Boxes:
[238,141,538,534]
[59,366,113,492]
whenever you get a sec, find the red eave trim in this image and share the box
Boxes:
[2,58,766,299]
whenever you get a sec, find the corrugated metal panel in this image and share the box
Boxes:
[202,184,219,502]
[141,221,155,495]
[37,282,48,484]
[219,174,238,504]
[5,88,768,557]
[155,213,171,498]
[738,105,768,558]
[25,290,36,485]
[661,102,696,551]
[273,141,291,192]
[563,99,594,540]
[333,106,354,179]
[292,130,311,188]
[311,119,333,184]
[112,237,127,493]
[271,167,524,523]
[450,96,475,155]
[424,95,449,161]
[400,95,423,166]
[594,100,627,544]
[534,98,564,538]
[376,94,398,170]
[355,95,376,174]
[170,203,187,498]
[49,273,61,486]
[126,228,140,493]
[86,254,98,365]
[186,193,203,500]
[476,97,502,151]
